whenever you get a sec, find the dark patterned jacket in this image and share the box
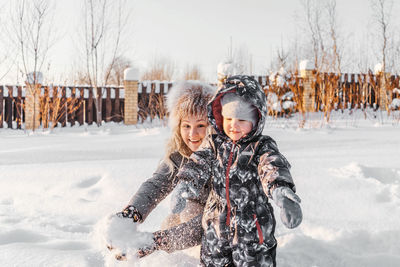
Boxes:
[178,76,295,246]
[129,152,209,221]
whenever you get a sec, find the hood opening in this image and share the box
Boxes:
[210,89,262,143]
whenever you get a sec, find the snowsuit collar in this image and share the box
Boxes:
[207,75,267,144]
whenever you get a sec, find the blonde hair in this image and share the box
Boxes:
[163,81,215,172]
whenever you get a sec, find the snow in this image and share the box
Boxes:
[1,117,400,267]
[374,63,383,74]
[217,61,236,80]
[26,72,44,85]
[123,68,140,81]
[299,60,315,71]
[94,214,153,263]
[391,98,400,109]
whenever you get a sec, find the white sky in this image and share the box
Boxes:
[120,0,373,80]
[2,0,398,84]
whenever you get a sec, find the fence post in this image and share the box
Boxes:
[123,67,139,125]
[25,72,42,130]
[299,60,315,112]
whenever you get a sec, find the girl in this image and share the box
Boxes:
[118,80,215,253]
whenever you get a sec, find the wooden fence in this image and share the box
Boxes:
[0,81,173,129]
[1,75,399,129]
[261,72,400,113]
[313,72,400,110]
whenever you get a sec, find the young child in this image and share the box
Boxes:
[177,75,302,266]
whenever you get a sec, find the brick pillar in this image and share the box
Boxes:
[123,68,139,125]
[299,60,316,112]
[25,72,43,130]
[379,73,391,110]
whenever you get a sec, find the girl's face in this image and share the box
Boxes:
[223,117,253,141]
[180,115,208,152]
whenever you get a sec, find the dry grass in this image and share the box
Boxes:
[263,70,398,126]
[183,64,203,81]
[141,58,174,81]
[137,82,167,123]
[40,86,81,129]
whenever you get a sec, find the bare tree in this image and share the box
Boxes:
[0,1,16,83]
[11,0,56,130]
[371,0,393,73]
[326,0,342,73]
[104,56,131,86]
[269,37,291,71]
[141,57,175,81]
[300,0,326,71]
[82,0,130,126]
[233,44,253,74]
[224,39,254,75]
[370,0,394,113]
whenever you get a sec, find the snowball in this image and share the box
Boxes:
[93,214,153,261]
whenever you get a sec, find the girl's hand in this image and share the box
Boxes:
[116,205,142,223]
[137,230,168,258]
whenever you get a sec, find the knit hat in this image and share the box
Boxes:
[221,93,258,127]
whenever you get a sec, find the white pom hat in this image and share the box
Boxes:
[221,93,258,127]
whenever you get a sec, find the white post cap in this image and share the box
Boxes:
[26,72,43,84]
[217,61,235,79]
[374,63,383,74]
[299,60,315,71]
[124,67,140,81]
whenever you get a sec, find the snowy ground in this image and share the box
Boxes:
[0,112,400,267]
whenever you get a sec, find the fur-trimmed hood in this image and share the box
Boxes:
[167,81,217,128]
[207,75,267,143]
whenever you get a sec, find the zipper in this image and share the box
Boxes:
[253,214,264,244]
[225,142,235,226]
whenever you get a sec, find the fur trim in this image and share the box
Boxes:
[166,81,216,112]
[167,81,216,128]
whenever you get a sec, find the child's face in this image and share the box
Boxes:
[180,115,208,152]
[222,117,253,141]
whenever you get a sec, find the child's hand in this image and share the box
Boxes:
[272,187,302,229]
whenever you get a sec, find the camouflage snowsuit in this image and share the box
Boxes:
[178,76,296,266]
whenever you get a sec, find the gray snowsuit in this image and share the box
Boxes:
[177,76,296,266]
[128,152,209,252]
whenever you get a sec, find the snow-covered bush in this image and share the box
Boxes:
[265,67,297,117]
[390,88,400,110]
[390,98,400,110]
